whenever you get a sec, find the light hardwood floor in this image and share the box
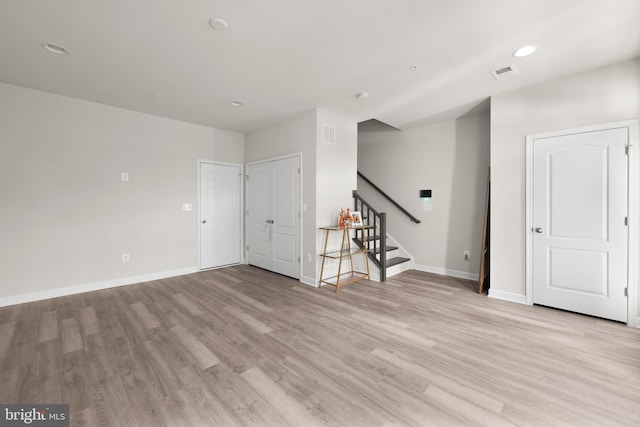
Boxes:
[1,266,639,426]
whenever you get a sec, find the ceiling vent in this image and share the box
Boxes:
[322,124,336,144]
[491,64,519,81]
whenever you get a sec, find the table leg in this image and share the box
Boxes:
[319,229,330,287]
[335,228,348,293]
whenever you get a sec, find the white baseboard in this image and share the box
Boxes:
[200,262,242,272]
[414,264,480,281]
[0,266,199,308]
[299,275,318,288]
[368,272,381,282]
[488,289,529,305]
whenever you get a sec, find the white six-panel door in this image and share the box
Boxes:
[247,156,301,279]
[199,162,242,270]
[529,126,629,322]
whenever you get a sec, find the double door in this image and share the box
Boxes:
[247,156,301,279]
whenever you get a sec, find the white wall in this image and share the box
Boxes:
[315,109,359,280]
[490,58,640,315]
[245,108,358,285]
[0,83,244,302]
[358,112,490,279]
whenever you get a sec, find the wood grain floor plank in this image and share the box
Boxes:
[73,407,99,427]
[37,311,58,343]
[351,312,437,350]
[90,376,135,427]
[170,325,220,369]
[201,362,289,426]
[177,364,241,426]
[61,317,83,354]
[424,385,514,427]
[207,279,275,313]
[3,304,40,373]
[0,321,16,359]
[120,365,175,427]
[129,301,161,330]
[280,355,389,426]
[79,306,100,336]
[32,340,62,403]
[224,305,274,335]
[61,351,91,414]
[372,347,504,415]
[196,327,255,373]
[141,339,183,398]
[172,292,205,316]
[240,366,323,427]
[148,328,194,373]
[82,333,118,383]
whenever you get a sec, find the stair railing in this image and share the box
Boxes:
[352,190,387,282]
[357,171,421,224]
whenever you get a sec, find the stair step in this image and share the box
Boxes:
[353,238,397,254]
[385,257,411,268]
[353,236,381,246]
[371,246,398,254]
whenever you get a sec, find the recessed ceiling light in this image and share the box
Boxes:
[41,43,69,55]
[229,100,243,107]
[356,92,369,100]
[513,45,536,58]
[410,64,420,71]
[209,17,228,31]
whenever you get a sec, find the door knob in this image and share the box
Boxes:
[202,220,207,224]
[534,227,543,233]
[265,219,275,224]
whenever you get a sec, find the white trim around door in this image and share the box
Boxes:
[526,120,638,327]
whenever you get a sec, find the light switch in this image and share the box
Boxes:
[182,204,193,211]
[121,172,129,182]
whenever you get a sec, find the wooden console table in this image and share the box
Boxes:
[318,225,371,293]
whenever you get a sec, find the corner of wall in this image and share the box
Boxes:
[299,275,318,288]
[487,289,528,305]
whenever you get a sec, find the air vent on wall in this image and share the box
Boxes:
[322,124,336,144]
[491,64,519,81]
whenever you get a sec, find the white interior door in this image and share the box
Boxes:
[200,162,242,269]
[247,156,300,279]
[271,157,301,278]
[246,162,271,271]
[530,127,628,322]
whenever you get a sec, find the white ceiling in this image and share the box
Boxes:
[1,0,639,133]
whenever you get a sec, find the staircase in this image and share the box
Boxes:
[351,190,413,281]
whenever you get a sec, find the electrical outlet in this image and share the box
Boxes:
[122,253,130,263]
[121,172,129,182]
[464,250,470,260]
[182,203,193,211]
